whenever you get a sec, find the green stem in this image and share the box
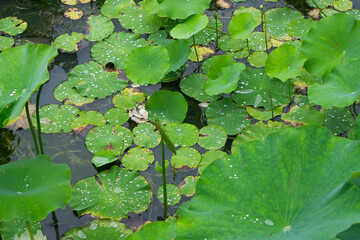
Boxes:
[311,0,327,17]
[192,35,200,72]
[25,102,39,155]
[214,12,219,48]
[161,140,167,219]
[205,26,229,36]
[36,85,44,155]
[353,102,358,116]
[51,211,60,240]
[25,220,34,240]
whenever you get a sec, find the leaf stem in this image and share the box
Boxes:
[36,85,44,155]
[214,12,219,49]
[205,26,229,36]
[25,102,39,155]
[192,35,200,72]
[353,102,358,116]
[51,211,60,240]
[25,220,34,240]
[311,0,327,17]
[161,140,168,219]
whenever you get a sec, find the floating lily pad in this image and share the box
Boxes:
[152,0,212,19]
[233,7,262,26]
[91,32,148,70]
[198,150,228,174]
[165,39,191,73]
[170,147,201,169]
[248,32,270,52]
[33,104,80,133]
[124,221,175,240]
[287,18,314,40]
[157,184,181,206]
[282,105,324,126]
[218,35,249,59]
[63,219,133,240]
[85,125,133,155]
[323,107,354,135]
[68,61,128,99]
[133,122,160,148]
[0,17,27,36]
[91,150,118,167]
[101,0,134,18]
[198,125,227,150]
[170,14,208,39]
[179,176,199,197]
[0,219,41,240]
[125,45,169,85]
[113,88,145,110]
[64,8,84,20]
[52,32,84,52]
[246,106,283,121]
[307,0,334,8]
[247,51,267,68]
[70,166,152,220]
[85,15,114,41]
[165,123,199,148]
[188,45,214,62]
[206,98,250,135]
[148,30,169,46]
[229,13,258,40]
[0,36,14,51]
[71,111,106,131]
[193,16,223,45]
[146,90,188,124]
[334,0,353,11]
[54,81,95,106]
[105,108,129,126]
[122,147,154,171]
[176,125,360,239]
[0,155,71,221]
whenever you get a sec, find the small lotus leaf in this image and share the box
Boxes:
[198,150,228,174]
[202,55,236,74]
[71,111,106,131]
[105,108,129,126]
[70,166,152,220]
[233,7,262,26]
[165,39,191,73]
[85,125,133,155]
[113,88,145,110]
[63,219,133,240]
[322,107,354,135]
[154,114,177,155]
[148,30,169,46]
[33,104,80,133]
[247,51,267,68]
[101,0,134,18]
[157,184,181,206]
[154,0,212,19]
[122,147,154,171]
[287,18,314,40]
[218,35,249,59]
[170,14,208,39]
[188,45,214,62]
[246,106,283,121]
[307,0,334,8]
[198,125,227,150]
[125,45,169,85]
[0,219,41,240]
[282,105,324,126]
[91,32,148,70]
[248,32,270,52]
[334,0,353,11]
[64,8,84,20]
[146,90,188,124]
[133,122,161,148]
[179,176,199,197]
[0,36,14,51]
[91,150,118,167]
[0,17,27,36]
[193,16,223,45]
[228,13,258,40]
[54,81,95,106]
[0,155,71,221]
[52,32,84,52]
[206,98,250,135]
[85,15,114,41]
[164,123,198,148]
[170,147,200,169]
[124,221,175,240]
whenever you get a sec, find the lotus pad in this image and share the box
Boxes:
[105,108,129,125]
[233,68,293,110]
[0,155,71,221]
[282,105,324,126]
[189,45,214,62]
[91,150,118,167]
[233,7,262,26]
[33,104,80,133]
[153,0,212,19]
[146,90,188,124]
[85,125,133,155]
[124,221,176,240]
[63,219,133,240]
[307,0,335,8]
[0,36,14,51]
[179,176,199,197]
[228,13,258,40]
[247,52,268,68]
[193,16,223,45]
[70,166,152,220]
[0,17,27,36]
[125,45,169,85]
[133,122,160,148]
[52,32,84,52]
[68,61,127,99]
[170,14,208,39]
[0,43,58,127]
[170,147,201,169]
[54,81,95,106]
[206,98,250,135]
[0,220,41,240]
[198,125,227,150]
[334,0,353,11]
[218,34,249,59]
[198,150,228,174]
[122,147,154,171]
[176,125,360,239]
[287,18,314,40]
[91,32,148,70]
[246,106,283,121]
[165,123,199,148]
[101,0,134,18]
[323,107,354,135]
[71,111,106,131]
[301,13,360,77]
[113,88,145,110]
[85,15,114,41]
[157,184,181,206]
[165,39,191,73]
[248,32,271,52]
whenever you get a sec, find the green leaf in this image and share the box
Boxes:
[124,221,175,240]
[54,81,95,106]
[133,122,161,148]
[154,0,212,19]
[228,13,258,40]
[306,0,334,8]
[0,155,71,221]
[165,39,191,73]
[176,125,360,239]
[112,88,145,110]
[157,184,181,206]
[122,147,154,171]
[170,14,208,39]
[0,220,41,240]
[246,106,283,121]
[247,51,268,68]
[322,107,355,135]
[282,105,324,126]
[334,0,353,11]
[91,150,118,167]
[193,16,223,45]
[105,108,129,126]
[198,125,227,150]
[85,15,114,41]
[218,35,249,59]
[155,160,169,174]
[198,150,228,175]
[71,111,106,131]
[337,224,360,240]
[0,17,27,36]
[287,18,314,40]
[154,114,177,155]
[101,0,134,18]
[179,176,199,197]
[165,123,199,148]
[70,166,152,220]
[233,7,262,26]
[52,32,84,52]
[170,147,201,169]
[248,32,271,52]
[0,36,14,51]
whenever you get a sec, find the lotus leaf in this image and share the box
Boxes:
[287,18,314,40]
[70,166,152,220]
[33,104,80,133]
[64,8,84,20]
[247,51,267,68]
[0,17,27,36]
[334,0,353,11]
[63,219,133,240]
[307,0,334,8]
[170,14,208,39]
[246,106,283,121]
[165,40,191,73]
[54,81,95,106]
[353,116,360,140]
[301,13,360,77]
[91,150,118,167]
[198,125,227,150]
[0,220,41,240]
[101,0,134,18]
[206,98,250,135]
[233,7,261,25]
[91,32,148,70]
[322,107,354,135]
[52,32,84,52]
[157,184,181,206]
[248,32,271,52]
[176,125,360,239]
[193,16,223,45]
[308,59,360,108]
[146,90,188,124]
[202,54,236,74]
[125,45,169,85]
[122,147,154,171]
[294,95,310,107]
[165,123,199,148]
[105,108,129,126]
[0,43,58,127]
[13,229,46,240]
[133,122,160,148]
[0,155,71,221]
[170,147,200,169]
[0,36,14,51]
[148,30,169,46]
[282,105,324,126]
[198,150,228,174]
[71,111,106,131]
[113,88,145,110]
[218,35,249,59]
[337,224,360,240]
[188,45,214,62]
[124,221,175,240]
[179,176,199,197]
[68,61,127,99]
[85,15,114,41]
[154,114,177,155]
[85,125,133,155]
[228,13,258,40]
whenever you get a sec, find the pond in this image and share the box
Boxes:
[1,0,360,239]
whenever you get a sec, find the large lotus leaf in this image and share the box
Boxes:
[133,122,161,148]
[0,44,58,127]
[54,81,95,106]
[282,105,324,126]
[0,36,14,51]
[91,32,148,70]
[85,15,114,41]
[0,17,27,36]
[301,13,360,77]
[165,39,191,73]
[323,107,354,135]
[228,13,258,40]
[170,147,201,169]
[198,125,227,150]
[52,32,84,52]
[170,14,208,39]
[154,0,212,20]
[85,125,133,155]
[176,125,360,239]
[165,123,199,148]
[70,166,152,220]
[101,0,134,18]
[63,219,133,240]
[125,45,169,85]
[68,61,127,99]
[233,68,294,110]
[122,147,154,171]
[113,88,145,110]
[0,155,71,221]
[0,219,41,240]
[146,90,188,124]
[124,221,176,240]
[308,59,360,108]
[198,150,228,175]
[336,224,360,240]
